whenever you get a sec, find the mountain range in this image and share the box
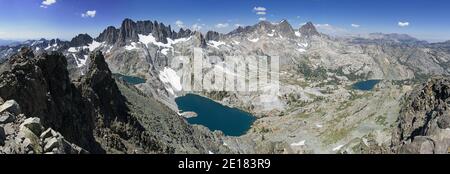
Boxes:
[2,18,450,154]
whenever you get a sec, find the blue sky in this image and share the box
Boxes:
[0,0,449,42]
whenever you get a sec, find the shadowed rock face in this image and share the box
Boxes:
[96,26,120,44]
[205,31,221,41]
[70,34,93,47]
[0,48,230,154]
[104,18,177,46]
[0,48,101,152]
[277,20,296,38]
[392,76,450,154]
[299,22,320,37]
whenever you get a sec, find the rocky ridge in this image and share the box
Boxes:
[391,76,450,154]
[0,48,229,154]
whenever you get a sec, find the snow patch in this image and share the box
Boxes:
[125,42,138,50]
[168,36,192,45]
[159,67,182,95]
[295,31,301,37]
[78,55,88,67]
[88,41,102,51]
[332,145,344,152]
[161,48,170,55]
[247,38,259,43]
[298,42,308,47]
[68,47,77,53]
[268,30,275,37]
[297,48,306,53]
[139,34,170,48]
[208,40,226,49]
[139,34,190,48]
[291,140,306,146]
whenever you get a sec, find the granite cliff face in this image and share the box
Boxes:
[97,18,180,46]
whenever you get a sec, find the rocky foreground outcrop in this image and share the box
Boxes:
[0,48,229,154]
[0,99,87,154]
[391,76,450,154]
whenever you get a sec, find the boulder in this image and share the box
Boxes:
[20,117,43,136]
[400,136,435,154]
[43,137,60,152]
[0,112,15,124]
[0,100,21,115]
[40,128,59,140]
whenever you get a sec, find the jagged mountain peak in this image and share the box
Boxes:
[205,31,221,41]
[226,19,296,38]
[276,19,296,38]
[299,22,320,37]
[70,33,93,47]
[96,26,119,44]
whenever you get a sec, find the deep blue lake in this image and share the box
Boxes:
[352,80,381,91]
[113,73,146,85]
[175,94,256,137]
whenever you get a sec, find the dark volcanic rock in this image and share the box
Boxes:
[299,22,320,38]
[96,26,120,44]
[205,31,221,41]
[391,76,450,154]
[70,34,93,47]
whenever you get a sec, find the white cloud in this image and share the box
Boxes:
[351,24,360,28]
[40,0,56,8]
[398,21,410,27]
[81,10,96,18]
[253,6,268,21]
[234,24,242,27]
[256,11,266,15]
[192,24,202,31]
[175,20,184,28]
[215,23,229,28]
[315,24,331,27]
[253,7,267,12]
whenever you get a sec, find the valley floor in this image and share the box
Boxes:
[213,81,413,154]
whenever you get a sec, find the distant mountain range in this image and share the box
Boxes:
[0,39,20,46]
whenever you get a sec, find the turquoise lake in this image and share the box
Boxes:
[113,74,147,85]
[352,80,381,91]
[175,94,256,137]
